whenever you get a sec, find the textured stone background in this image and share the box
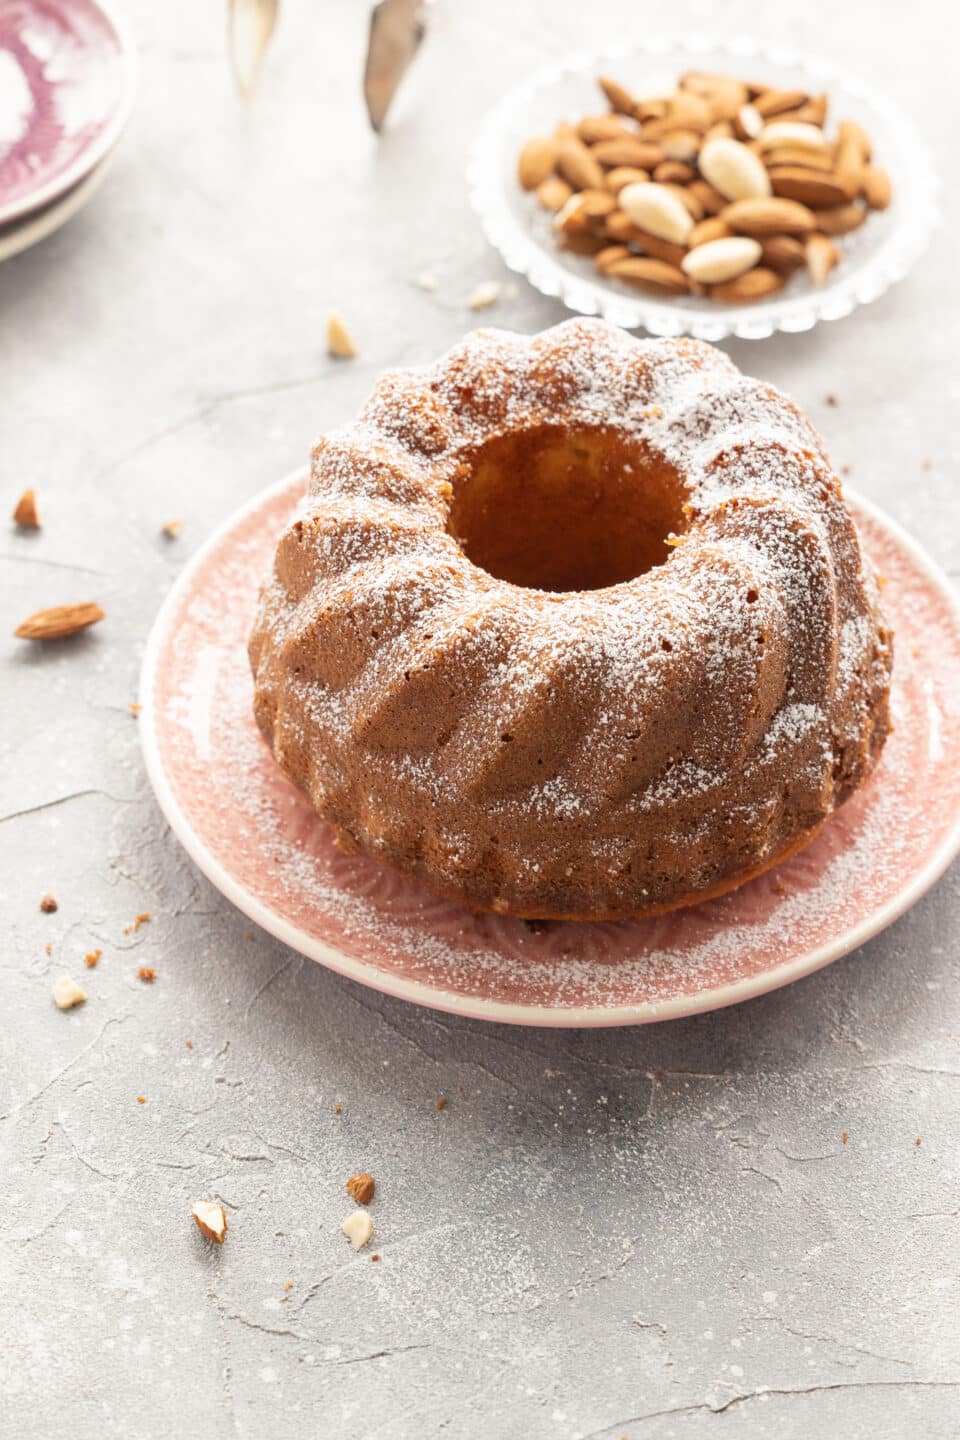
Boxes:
[1,2,958,1436]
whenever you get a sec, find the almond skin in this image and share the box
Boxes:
[720,196,816,236]
[15,602,105,641]
[710,266,784,302]
[517,137,558,190]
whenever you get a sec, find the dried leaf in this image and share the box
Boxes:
[363,0,425,133]
[229,0,279,101]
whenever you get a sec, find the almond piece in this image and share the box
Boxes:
[759,234,807,273]
[517,136,558,190]
[805,233,841,286]
[345,1172,376,1205]
[720,196,816,236]
[192,1200,228,1243]
[813,202,867,236]
[681,236,762,284]
[13,489,40,528]
[578,115,635,144]
[654,160,696,185]
[467,281,501,310]
[327,312,357,359]
[595,244,631,274]
[536,176,573,211]
[758,121,828,152]
[619,183,694,244]
[52,976,87,1010]
[688,179,727,215]
[605,166,649,195]
[162,518,183,538]
[606,256,689,295]
[688,217,733,247]
[699,137,772,201]
[767,167,850,208]
[552,194,591,235]
[754,88,809,118]
[710,266,784,302]
[15,602,105,641]
[863,164,892,211]
[598,75,637,115]
[556,139,605,192]
[590,137,664,170]
[342,1209,373,1250]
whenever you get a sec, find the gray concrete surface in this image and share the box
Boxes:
[1,1,958,1436]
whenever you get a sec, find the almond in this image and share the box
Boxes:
[578,187,617,219]
[681,236,762,284]
[776,98,828,127]
[720,196,816,236]
[767,166,850,208]
[834,132,866,200]
[13,488,40,528]
[614,227,687,267]
[805,233,841,286]
[536,175,573,211]
[590,137,664,170]
[553,120,577,142]
[813,202,867,236]
[737,103,764,139]
[578,115,635,144]
[663,92,714,132]
[607,256,689,295]
[605,166,649,194]
[517,136,557,190]
[680,72,748,121]
[703,120,735,143]
[594,244,631,273]
[863,164,892,211]
[557,230,606,256]
[619,182,694,244]
[699,137,772,201]
[838,117,872,162]
[758,121,828,152]
[552,194,591,235]
[759,234,807,273]
[556,139,605,191]
[664,183,704,220]
[345,1172,376,1205]
[659,128,701,162]
[327,312,357,358]
[598,75,636,115]
[763,144,835,172]
[15,602,105,641]
[710,266,784,302]
[653,160,696,185]
[688,179,727,215]
[689,217,733,247]
[754,88,808,118]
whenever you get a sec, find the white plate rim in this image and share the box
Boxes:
[0,0,138,228]
[468,35,941,340]
[139,469,960,1028]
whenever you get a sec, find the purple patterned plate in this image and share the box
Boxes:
[0,0,135,226]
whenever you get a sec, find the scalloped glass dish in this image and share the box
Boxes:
[468,37,939,340]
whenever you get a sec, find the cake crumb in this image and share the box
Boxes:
[243,931,253,940]
[341,1209,373,1251]
[346,1172,375,1205]
[44,943,52,956]
[192,1200,228,1243]
[436,1097,447,1112]
[915,1137,922,1146]
[52,976,86,1010]
[333,1103,342,1114]
[124,912,151,934]
[13,488,40,528]
[84,950,101,968]
[371,1253,380,1262]
[327,312,358,359]
[128,702,142,717]
[136,1094,147,1104]
[841,1131,849,1144]
[40,894,58,914]
[416,269,439,292]
[137,966,156,983]
[185,1039,193,1048]
[824,394,838,407]
[162,519,182,539]
[467,280,501,310]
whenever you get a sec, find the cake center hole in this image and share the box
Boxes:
[447,425,689,593]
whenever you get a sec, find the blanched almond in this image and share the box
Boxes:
[681,236,762,283]
[758,121,828,152]
[619,182,694,244]
[721,196,816,235]
[699,137,772,201]
[710,266,784,302]
[805,233,841,286]
[517,137,557,190]
[607,256,689,294]
[659,128,701,162]
[737,103,764,139]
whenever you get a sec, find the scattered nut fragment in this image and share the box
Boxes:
[52,976,87,1010]
[136,1094,147,1104]
[84,949,101,968]
[15,602,105,641]
[326,312,357,359]
[192,1200,228,1243]
[40,894,58,914]
[342,1209,373,1251]
[137,966,156,983]
[13,489,40,528]
[516,70,891,305]
[124,912,151,934]
[162,519,182,539]
[467,280,501,310]
[346,1172,376,1205]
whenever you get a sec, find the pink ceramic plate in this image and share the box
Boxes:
[0,0,135,226]
[140,470,960,1028]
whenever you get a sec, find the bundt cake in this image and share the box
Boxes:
[249,318,892,920]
